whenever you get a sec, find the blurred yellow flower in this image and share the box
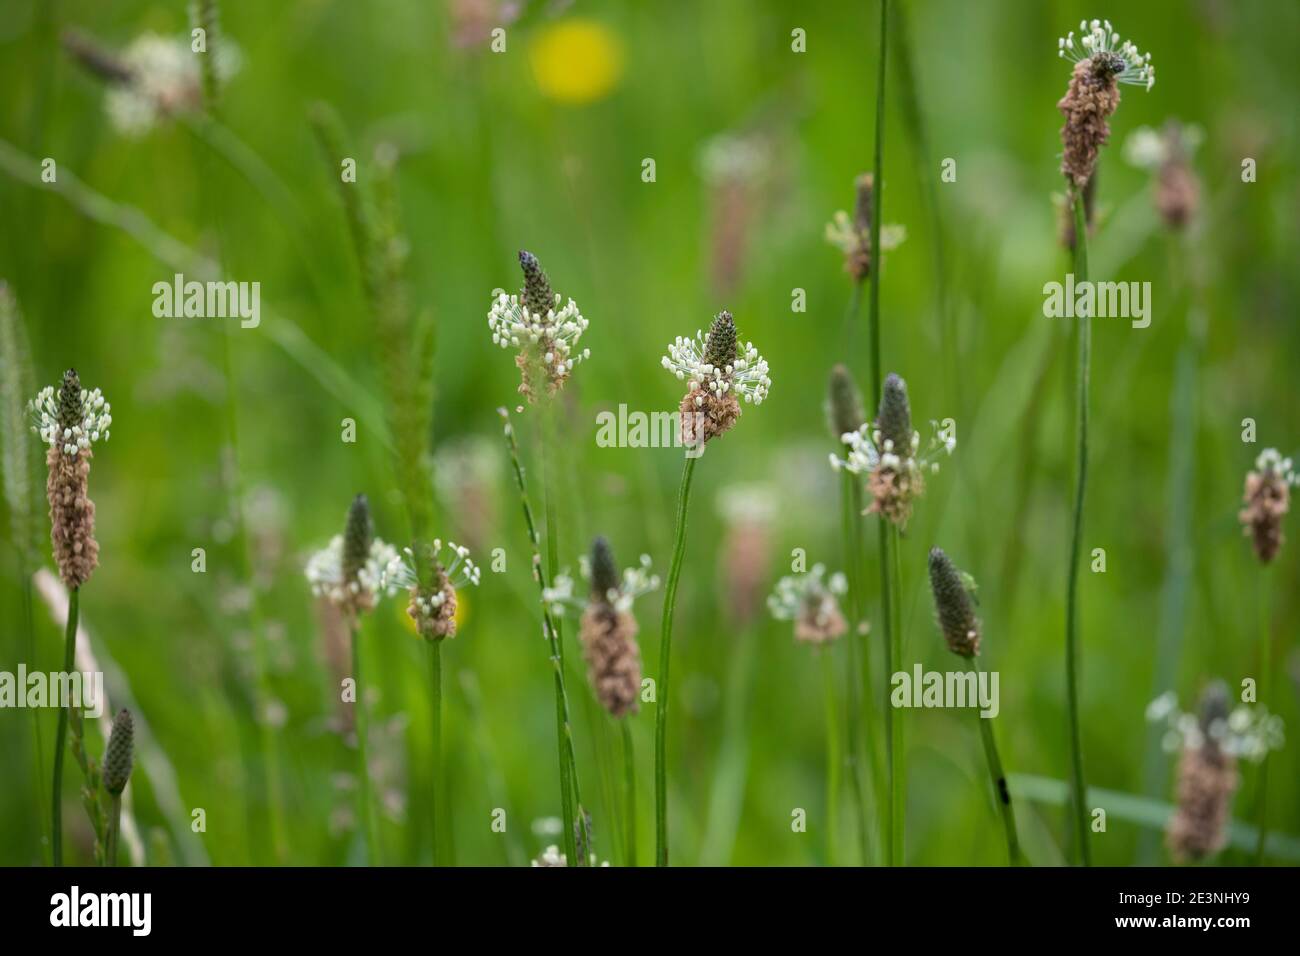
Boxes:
[529,19,624,104]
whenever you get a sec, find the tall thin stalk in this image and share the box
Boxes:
[1253,569,1271,864]
[622,720,637,866]
[104,794,123,867]
[867,0,888,402]
[428,641,443,866]
[887,525,904,864]
[821,650,842,866]
[655,455,699,866]
[350,622,380,864]
[500,408,586,866]
[51,587,78,866]
[1064,189,1092,866]
[971,657,1020,864]
[841,471,878,864]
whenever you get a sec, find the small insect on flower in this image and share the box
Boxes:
[1057,19,1154,190]
[824,173,906,281]
[1238,448,1297,564]
[487,251,590,403]
[829,373,954,528]
[661,310,771,447]
[383,539,481,641]
[29,369,112,588]
[305,495,401,619]
[768,563,848,646]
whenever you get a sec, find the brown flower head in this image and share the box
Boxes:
[768,564,848,647]
[831,372,954,529]
[557,537,657,717]
[1166,682,1237,863]
[928,547,980,658]
[663,310,770,449]
[29,369,113,589]
[826,363,867,440]
[386,539,481,641]
[824,173,906,280]
[1238,448,1296,564]
[1056,20,1154,190]
[487,251,590,403]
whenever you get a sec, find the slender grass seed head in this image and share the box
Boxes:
[928,547,981,658]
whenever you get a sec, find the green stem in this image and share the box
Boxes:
[1065,187,1092,866]
[105,794,122,867]
[429,640,442,866]
[971,657,1020,865]
[867,0,888,404]
[841,471,877,864]
[888,524,904,865]
[622,719,637,867]
[879,519,895,865]
[821,649,842,866]
[1254,568,1271,864]
[540,404,591,865]
[500,409,583,867]
[350,621,380,864]
[52,587,78,866]
[655,454,699,866]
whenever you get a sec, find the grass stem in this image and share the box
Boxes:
[622,719,637,867]
[971,657,1021,864]
[655,454,699,866]
[1065,187,1093,866]
[429,640,442,866]
[821,649,842,866]
[51,586,78,866]
[886,524,904,865]
[105,794,122,867]
[350,621,380,864]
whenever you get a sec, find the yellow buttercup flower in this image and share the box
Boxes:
[529,19,624,105]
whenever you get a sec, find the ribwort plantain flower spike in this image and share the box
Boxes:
[767,564,848,646]
[830,372,953,528]
[102,708,135,796]
[662,310,771,447]
[1238,448,1297,564]
[824,173,906,281]
[29,369,112,588]
[1057,19,1154,190]
[927,548,980,658]
[305,495,401,620]
[384,540,482,641]
[826,364,867,439]
[487,250,590,403]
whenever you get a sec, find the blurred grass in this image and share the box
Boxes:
[0,0,1297,866]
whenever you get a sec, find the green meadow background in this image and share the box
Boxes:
[1,0,1297,866]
